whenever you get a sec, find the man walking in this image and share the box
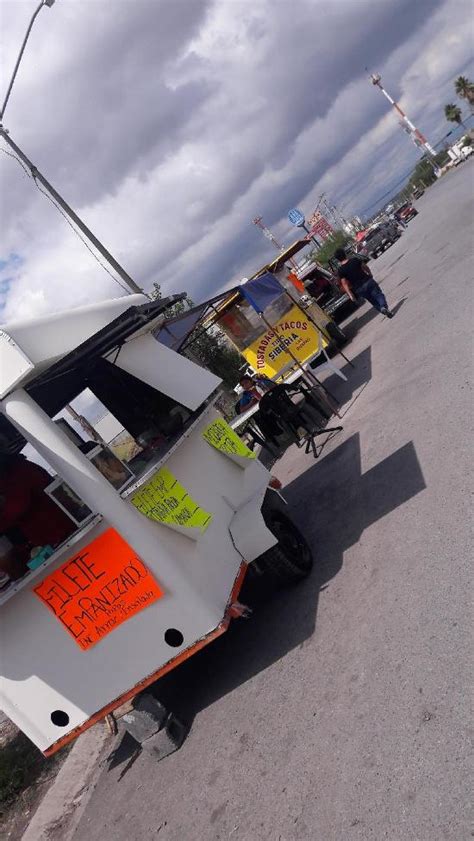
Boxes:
[334,247,393,318]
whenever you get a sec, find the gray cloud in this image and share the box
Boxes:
[0,0,472,320]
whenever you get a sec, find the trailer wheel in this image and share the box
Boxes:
[257,513,313,585]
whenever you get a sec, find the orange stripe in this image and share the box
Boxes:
[44,562,248,757]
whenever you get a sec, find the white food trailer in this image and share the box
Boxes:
[0,293,312,756]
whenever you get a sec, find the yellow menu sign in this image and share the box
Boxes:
[131,467,212,533]
[242,303,325,379]
[202,418,256,463]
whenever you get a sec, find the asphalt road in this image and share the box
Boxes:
[72,162,473,841]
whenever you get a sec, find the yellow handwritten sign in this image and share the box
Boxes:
[34,529,164,651]
[203,418,256,462]
[131,467,212,533]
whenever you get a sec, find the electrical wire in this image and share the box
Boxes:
[1,144,131,295]
[0,144,33,179]
[31,176,131,294]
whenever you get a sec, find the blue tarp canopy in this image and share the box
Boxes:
[239,272,284,314]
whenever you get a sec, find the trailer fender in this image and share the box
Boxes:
[228,483,278,563]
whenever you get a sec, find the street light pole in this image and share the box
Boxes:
[0,127,143,295]
[0,0,55,122]
[0,0,144,295]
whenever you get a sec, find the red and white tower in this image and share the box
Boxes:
[252,216,284,252]
[370,73,437,158]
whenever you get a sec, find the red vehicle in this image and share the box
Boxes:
[395,203,418,223]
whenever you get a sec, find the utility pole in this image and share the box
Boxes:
[370,73,437,158]
[0,128,143,295]
[0,0,143,296]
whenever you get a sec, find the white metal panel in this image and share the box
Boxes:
[0,403,272,753]
[0,295,147,369]
[229,485,277,562]
[0,331,35,398]
[113,333,221,410]
[93,412,124,443]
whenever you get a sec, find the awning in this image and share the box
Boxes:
[0,295,186,454]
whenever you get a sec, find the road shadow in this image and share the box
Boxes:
[390,297,407,317]
[341,305,380,341]
[105,730,141,780]
[108,432,426,775]
[322,346,372,407]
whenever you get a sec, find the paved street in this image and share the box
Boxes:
[73,163,473,841]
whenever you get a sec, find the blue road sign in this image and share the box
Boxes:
[288,208,305,227]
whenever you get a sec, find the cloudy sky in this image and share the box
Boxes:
[0,0,472,322]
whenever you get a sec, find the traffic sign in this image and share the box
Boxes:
[288,208,305,227]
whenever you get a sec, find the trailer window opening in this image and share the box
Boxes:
[0,352,202,592]
[0,442,79,587]
[219,293,293,351]
[85,359,194,476]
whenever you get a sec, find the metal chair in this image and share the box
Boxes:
[309,329,348,382]
[259,384,342,459]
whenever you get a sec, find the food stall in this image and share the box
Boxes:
[0,293,312,756]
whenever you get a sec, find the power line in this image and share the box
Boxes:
[1,144,131,295]
[31,176,131,294]
[1,144,32,179]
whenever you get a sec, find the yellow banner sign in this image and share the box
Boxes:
[203,418,256,461]
[131,467,212,533]
[242,304,323,379]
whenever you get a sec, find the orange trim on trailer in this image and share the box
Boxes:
[228,559,248,604]
[43,561,248,757]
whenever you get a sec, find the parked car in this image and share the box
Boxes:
[395,203,418,223]
[356,220,401,260]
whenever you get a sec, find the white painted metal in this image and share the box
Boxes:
[0,294,147,375]
[93,412,124,443]
[0,298,276,753]
[113,333,221,411]
[229,482,277,561]
[0,330,35,398]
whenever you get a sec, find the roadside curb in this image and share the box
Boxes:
[21,723,110,841]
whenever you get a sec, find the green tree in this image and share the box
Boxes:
[454,75,474,109]
[408,158,438,190]
[151,283,244,392]
[444,102,467,129]
[151,282,190,317]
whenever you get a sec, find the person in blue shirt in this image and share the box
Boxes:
[237,374,274,414]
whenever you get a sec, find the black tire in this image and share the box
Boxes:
[256,512,313,585]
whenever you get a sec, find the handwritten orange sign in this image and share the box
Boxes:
[34,528,164,651]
